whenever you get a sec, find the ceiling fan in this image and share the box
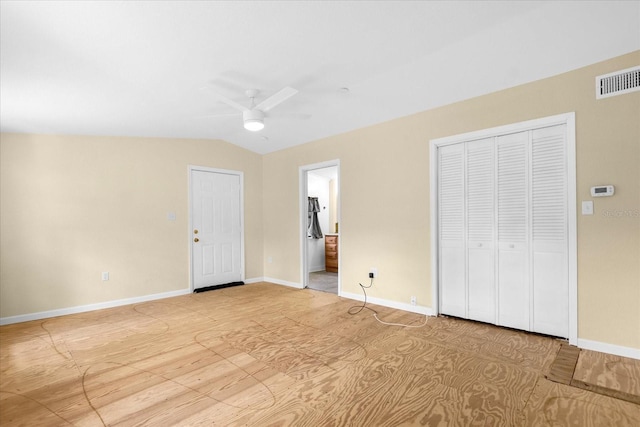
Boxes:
[210,87,299,131]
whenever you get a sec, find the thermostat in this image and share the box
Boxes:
[591,185,614,197]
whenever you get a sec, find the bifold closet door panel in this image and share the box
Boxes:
[496,132,530,331]
[532,247,568,336]
[441,242,466,318]
[531,124,569,338]
[496,244,529,331]
[466,139,495,323]
[439,144,466,318]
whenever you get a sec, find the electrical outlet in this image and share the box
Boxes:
[369,268,378,278]
[410,296,417,306]
[101,272,109,281]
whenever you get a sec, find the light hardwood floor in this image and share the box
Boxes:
[1,282,638,426]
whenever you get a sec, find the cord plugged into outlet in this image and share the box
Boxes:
[348,272,428,328]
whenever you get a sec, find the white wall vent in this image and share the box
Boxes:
[596,66,640,99]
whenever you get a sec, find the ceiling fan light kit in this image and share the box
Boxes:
[243,109,264,131]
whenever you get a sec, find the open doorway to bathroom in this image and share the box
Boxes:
[300,161,339,294]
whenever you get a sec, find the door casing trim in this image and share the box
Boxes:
[299,160,341,292]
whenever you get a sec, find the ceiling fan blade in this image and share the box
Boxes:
[271,112,312,120]
[194,112,240,119]
[255,86,298,112]
[213,93,249,112]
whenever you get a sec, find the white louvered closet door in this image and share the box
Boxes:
[437,123,570,339]
[496,132,530,331]
[466,139,495,323]
[438,144,466,318]
[531,125,568,337]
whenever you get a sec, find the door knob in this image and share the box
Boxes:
[194,237,199,243]
[194,229,199,234]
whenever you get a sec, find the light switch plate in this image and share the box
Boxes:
[582,201,593,215]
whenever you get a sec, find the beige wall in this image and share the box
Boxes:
[0,134,263,317]
[262,51,640,350]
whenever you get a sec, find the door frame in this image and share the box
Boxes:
[188,165,245,292]
[429,112,577,344]
[299,159,341,292]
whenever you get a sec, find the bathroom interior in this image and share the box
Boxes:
[306,166,339,294]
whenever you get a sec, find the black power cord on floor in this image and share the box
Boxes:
[348,277,377,316]
[348,276,429,328]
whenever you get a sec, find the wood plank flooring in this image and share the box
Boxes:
[546,343,580,385]
[572,349,640,404]
[1,282,639,426]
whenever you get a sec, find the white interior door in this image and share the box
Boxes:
[191,168,243,290]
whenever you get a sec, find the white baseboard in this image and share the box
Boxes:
[577,338,640,360]
[340,291,434,316]
[0,289,192,326]
[263,277,303,289]
[244,277,265,284]
[339,293,639,360]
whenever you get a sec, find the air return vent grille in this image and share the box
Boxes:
[596,66,640,99]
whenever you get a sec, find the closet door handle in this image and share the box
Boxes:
[194,237,199,243]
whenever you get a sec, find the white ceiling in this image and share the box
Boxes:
[1,1,639,155]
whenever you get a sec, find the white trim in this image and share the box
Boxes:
[429,137,440,318]
[341,291,435,316]
[299,160,341,291]
[431,113,576,148]
[244,277,265,284]
[566,114,578,345]
[188,165,245,292]
[429,112,577,345]
[0,289,191,326]
[263,277,303,289]
[578,338,640,360]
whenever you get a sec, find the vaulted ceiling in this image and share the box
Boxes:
[1,1,639,154]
